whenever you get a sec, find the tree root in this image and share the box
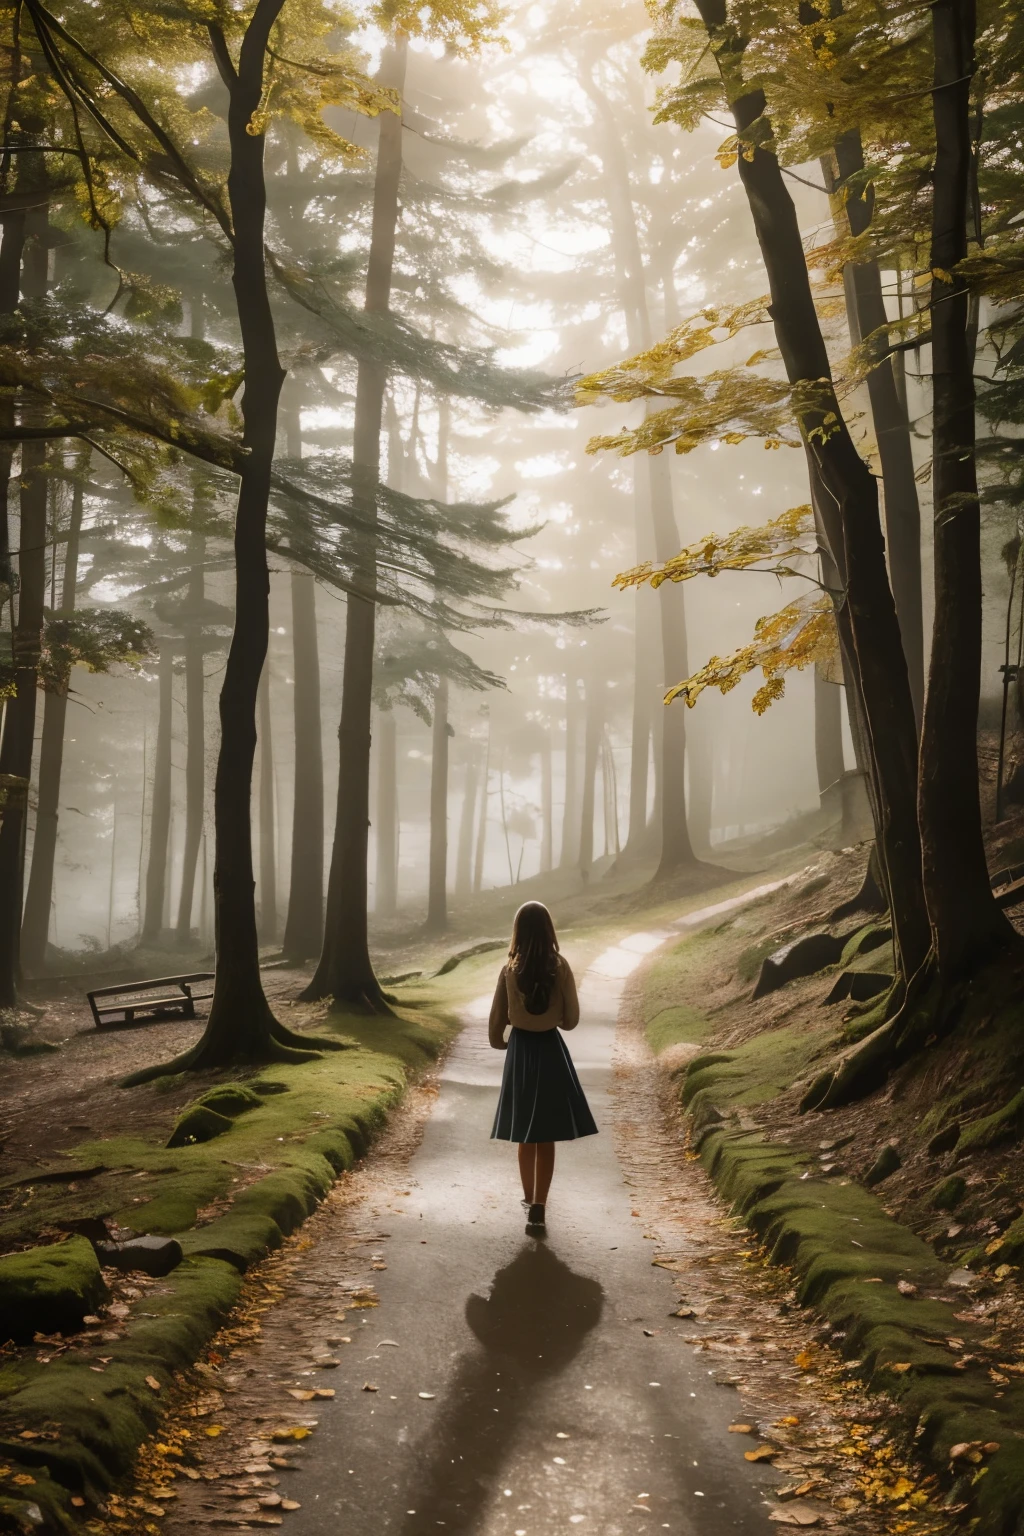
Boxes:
[120,996,351,1087]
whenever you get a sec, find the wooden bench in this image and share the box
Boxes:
[992,863,1024,912]
[87,972,215,1030]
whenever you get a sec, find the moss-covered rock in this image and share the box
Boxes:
[931,1175,967,1211]
[0,1237,106,1342]
[958,1090,1024,1156]
[864,1143,901,1187]
[195,1084,264,1117]
[166,1104,234,1149]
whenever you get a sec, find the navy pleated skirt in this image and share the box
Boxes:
[491,1027,598,1144]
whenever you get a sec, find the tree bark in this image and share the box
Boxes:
[454,743,477,901]
[257,664,277,945]
[814,669,845,811]
[917,0,1015,973]
[282,570,325,959]
[174,522,206,944]
[22,458,85,972]
[374,707,398,917]
[824,136,925,724]
[142,644,173,942]
[559,680,581,869]
[692,0,930,984]
[687,720,713,853]
[306,35,407,1007]
[540,732,553,872]
[578,677,602,874]
[425,675,449,932]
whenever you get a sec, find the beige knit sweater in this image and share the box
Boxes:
[487,954,580,1050]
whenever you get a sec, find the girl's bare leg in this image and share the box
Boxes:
[517,1142,555,1205]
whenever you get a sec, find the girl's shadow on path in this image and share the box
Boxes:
[400,1240,604,1531]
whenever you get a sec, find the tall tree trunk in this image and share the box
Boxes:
[823,136,926,723]
[472,712,490,894]
[814,669,845,813]
[282,571,325,959]
[425,675,449,932]
[578,678,602,875]
[559,680,581,869]
[175,521,206,944]
[687,721,714,853]
[540,733,553,872]
[693,0,930,986]
[142,645,173,942]
[624,591,653,859]
[257,665,277,945]
[306,35,407,1008]
[22,457,85,972]
[0,195,46,1006]
[917,0,1015,973]
[454,744,477,901]
[374,707,398,917]
[131,2,328,1076]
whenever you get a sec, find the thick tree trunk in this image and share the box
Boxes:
[257,665,277,945]
[648,451,697,875]
[22,462,85,973]
[374,707,398,917]
[282,571,325,959]
[917,0,1015,973]
[142,645,173,942]
[454,744,477,901]
[693,1,930,984]
[0,198,47,1006]
[578,678,602,874]
[687,721,713,853]
[175,524,206,944]
[306,36,407,1007]
[559,681,581,869]
[426,675,449,932]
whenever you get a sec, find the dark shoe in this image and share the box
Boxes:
[526,1202,546,1231]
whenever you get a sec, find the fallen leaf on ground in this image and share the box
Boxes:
[418,1392,436,1400]
[362,1384,378,1393]
[888,1363,912,1374]
[776,1417,799,1427]
[897,1281,917,1296]
[794,1351,814,1370]
[729,1424,753,1434]
[146,1376,161,1393]
[745,1445,778,1463]
[769,1507,819,1526]
[312,1389,334,1399]
[281,1500,300,1511]
[672,1307,695,1319]
[287,1391,315,1402]
[204,1426,225,1438]
[271,1428,314,1442]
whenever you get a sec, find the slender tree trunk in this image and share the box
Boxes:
[257,665,277,944]
[0,196,46,1006]
[142,645,173,943]
[175,522,206,943]
[917,0,1015,973]
[559,681,581,869]
[823,136,925,724]
[22,459,85,972]
[306,35,407,1007]
[425,675,449,932]
[454,744,477,901]
[282,571,325,958]
[374,707,398,917]
[693,0,930,984]
[473,713,490,894]
[687,721,714,853]
[540,733,553,872]
[648,451,697,875]
[132,2,328,1075]
[814,669,845,813]
[624,595,652,859]
[578,678,602,874]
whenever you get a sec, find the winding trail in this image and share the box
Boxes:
[166,875,857,1536]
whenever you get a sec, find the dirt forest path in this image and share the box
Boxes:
[156,893,922,1536]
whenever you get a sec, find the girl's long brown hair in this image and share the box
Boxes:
[508,901,560,1015]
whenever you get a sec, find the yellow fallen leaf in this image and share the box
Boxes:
[145,1376,162,1393]
[745,1445,778,1463]
[287,1391,316,1402]
[281,1500,300,1511]
[729,1424,753,1434]
[271,1427,313,1442]
[888,1362,912,1373]
[776,1416,800,1427]
[794,1350,814,1370]
[312,1389,335,1400]
[12,1475,36,1487]
[203,1426,224,1438]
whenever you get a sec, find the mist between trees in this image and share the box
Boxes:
[0,0,1021,1078]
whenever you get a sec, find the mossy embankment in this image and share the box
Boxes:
[0,963,484,1536]
[636,850,1024,1536]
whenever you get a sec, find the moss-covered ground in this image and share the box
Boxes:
[635,847,1024,1536]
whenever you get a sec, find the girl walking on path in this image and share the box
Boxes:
[488,901,597,1232]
